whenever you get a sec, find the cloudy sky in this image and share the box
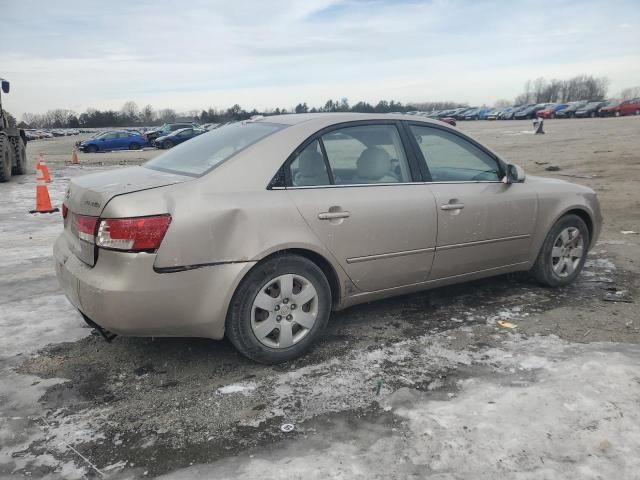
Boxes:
[1,0,639,118]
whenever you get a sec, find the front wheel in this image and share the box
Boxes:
[226,255,331,364]
[163,140,173,149]
[129,142,141,150]
[86,144,98,153]
[530,214,589,287]
[635,109,640,116]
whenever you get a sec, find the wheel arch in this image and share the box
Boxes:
[249,248,343,309]
[531,205,596,266]
[564,207,594,244]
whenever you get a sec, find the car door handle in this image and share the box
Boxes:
[318,211,351,220]
[440,203,465,211]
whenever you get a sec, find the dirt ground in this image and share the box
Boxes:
[1,117,639,479]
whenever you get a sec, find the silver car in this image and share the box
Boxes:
[54,113,601,363]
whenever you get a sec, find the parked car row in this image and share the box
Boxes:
[409,98,640,122]
[25,128,80,140]
[76,122,225,153]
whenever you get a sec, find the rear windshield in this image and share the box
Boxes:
[144,121,284,176]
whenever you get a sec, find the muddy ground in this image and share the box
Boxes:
[1,117,639,479]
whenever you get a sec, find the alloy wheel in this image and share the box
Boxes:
[551,227,584,278]
[251,273,319,348]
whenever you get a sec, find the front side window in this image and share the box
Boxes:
[322,124,411,185]
[410,125,501,182]
[145,121,284,177]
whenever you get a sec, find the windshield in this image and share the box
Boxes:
[145,121,284,176]
[585,102,601,108]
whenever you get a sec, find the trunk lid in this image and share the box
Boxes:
[63,166,191,266]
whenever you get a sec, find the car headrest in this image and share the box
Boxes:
[356,147,392,179]
[298,150,325,176]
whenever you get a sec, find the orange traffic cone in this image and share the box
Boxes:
[71,148,79,165]
[36,155,52,183]
[29,179,59,214]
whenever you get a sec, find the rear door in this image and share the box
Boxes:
[406,123,537,280]
[286,122,437,292]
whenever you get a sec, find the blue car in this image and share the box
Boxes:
[79,130,146,153]
[153,127,206,149]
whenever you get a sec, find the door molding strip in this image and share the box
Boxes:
[346,247,435,264]
[437,234,530,251]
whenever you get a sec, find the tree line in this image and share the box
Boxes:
[19,98,426,129]
[15,74,640,129]
[514,74,610,105]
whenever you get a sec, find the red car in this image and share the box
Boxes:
[536,103,569,119]
[600,98,640,117]
[439,117,457,126]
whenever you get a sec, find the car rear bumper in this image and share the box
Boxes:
[53,234,254,339]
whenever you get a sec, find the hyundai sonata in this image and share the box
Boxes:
[54,113,601,363]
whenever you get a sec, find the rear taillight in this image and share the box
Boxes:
[75,214,99,244]
[96,215,172,251]
[62,203,68,219]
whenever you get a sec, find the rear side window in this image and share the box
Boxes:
[410,125,501,182]
[321,125,411,185]
[290,140,331,187]
[145,122,284,177]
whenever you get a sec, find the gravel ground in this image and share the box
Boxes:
[1,117,639,479]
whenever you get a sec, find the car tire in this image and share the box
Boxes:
[129,142,141,150]
[635,109,640,116]
[0,135,12,182]
[163,140,173,149]
[530,214,589,288]
[614,111,620,117]
[11,137,27,175]
[590,112,596,118]
[86,144,98,153]
[226,254,332,364]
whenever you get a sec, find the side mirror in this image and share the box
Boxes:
[1,80,9,94]
[504,163,525,184]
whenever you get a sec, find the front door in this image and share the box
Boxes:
[286,123,438,292]
[407,123,537,280]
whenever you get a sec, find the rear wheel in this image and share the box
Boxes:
[635,109,640,116]
[0,135,12,182]
[530,214,589,287]
[12,138,27,175]
[590,112,596,118]
[226,255,331,364]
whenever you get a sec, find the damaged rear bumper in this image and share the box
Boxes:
[53,235,254,340]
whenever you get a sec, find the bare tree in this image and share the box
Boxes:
[158,108,177,123]
[619,86,640,100]
[121,101,139,123]
[141,104,155,125]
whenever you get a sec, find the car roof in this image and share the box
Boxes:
[253,112,448,128]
